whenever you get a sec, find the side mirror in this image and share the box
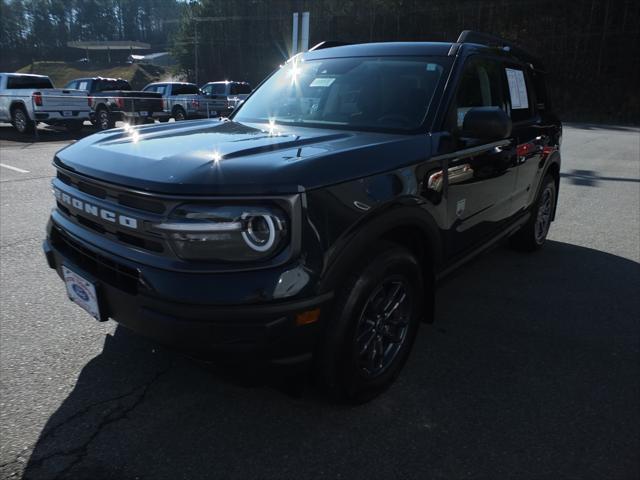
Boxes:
[462,107,512,140]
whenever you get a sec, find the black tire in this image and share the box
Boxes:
[315,242,424,403]
[159,117,170,123]
[65,120,84,132]
[510,174,557,251]
[95,107,114,130]
[173,106,186,121]
[11,106,35,134]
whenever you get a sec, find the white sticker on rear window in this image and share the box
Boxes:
[310,77,335,87]
[505,68,529,109]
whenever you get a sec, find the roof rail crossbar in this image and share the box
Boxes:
[308,41,351,51]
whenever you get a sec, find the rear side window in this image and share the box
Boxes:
[231,83,251,95]
[452,57,506,129]
[172,83,199,95]
[530,69,549,111]
[98,79,131,91]
[7,76,54,89]
[504,65,535,123]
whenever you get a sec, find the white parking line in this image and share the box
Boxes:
[0,163,30,173]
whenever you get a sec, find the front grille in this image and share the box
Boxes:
[54,169,168,255]
[56,171,166,214]
[78,181,107,199]
[51,227,139,294]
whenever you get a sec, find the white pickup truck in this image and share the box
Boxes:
[0,73,91,134]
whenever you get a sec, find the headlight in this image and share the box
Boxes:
[155,204,288,262]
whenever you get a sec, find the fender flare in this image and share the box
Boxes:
[9,100,29,115]
[318,201,443,294]
[538,150,562,219]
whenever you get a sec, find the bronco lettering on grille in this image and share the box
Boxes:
[54,187,139,229]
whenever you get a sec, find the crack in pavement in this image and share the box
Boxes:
[4,364,173,480]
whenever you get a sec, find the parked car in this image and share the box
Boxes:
[65,77,163,130]
[0,73,91,133]
[44,31,561,402]
[200,81,251,116]
[142,82,213,121]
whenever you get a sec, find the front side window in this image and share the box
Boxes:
[206,83,227,95]
[234,56,448,132]
[453,57,506,129]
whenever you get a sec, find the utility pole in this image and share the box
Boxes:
[301,12,310,52]
[291,12,310,56]
[292,13,299,56]
[194,22,199,85]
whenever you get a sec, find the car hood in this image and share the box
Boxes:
[55,119,432,195]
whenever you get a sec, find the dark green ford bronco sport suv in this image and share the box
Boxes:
[44,31,561,402]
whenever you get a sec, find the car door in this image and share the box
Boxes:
[443,55,519,257]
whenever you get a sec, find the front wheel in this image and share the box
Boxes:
[510,174,557,251]
[315,242,423,403]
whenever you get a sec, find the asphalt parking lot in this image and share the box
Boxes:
[0,122,639,479]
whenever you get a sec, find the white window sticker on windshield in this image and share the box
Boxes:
[310,77,335,87]
[505,68,529,109]
[78,81,88,91]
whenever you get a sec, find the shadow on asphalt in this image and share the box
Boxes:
[0,123,95,144]
[21,241,640,479]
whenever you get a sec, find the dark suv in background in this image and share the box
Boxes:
[65,77,163,129]
[44,31,561,402]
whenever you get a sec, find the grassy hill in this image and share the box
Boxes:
[16,62,177,89]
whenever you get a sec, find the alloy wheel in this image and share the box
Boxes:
[98,110,109,130]
[355,275,412,378]
[14,110,27,133]
[534,184,554,243]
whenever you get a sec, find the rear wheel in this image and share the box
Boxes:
[96,108,114,131]
[510,174,556,251]
[173,106,186,121]
[315,242,423,403]
[11,106,34,134]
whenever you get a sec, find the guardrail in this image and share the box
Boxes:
[0,93,228,141]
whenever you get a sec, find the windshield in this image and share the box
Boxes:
[234,56,448,132]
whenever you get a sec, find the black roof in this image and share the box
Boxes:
[303,42,454,60]
[301,31,541,69]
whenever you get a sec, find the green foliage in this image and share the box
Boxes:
[16,60,168,88]
[0,0,184,69]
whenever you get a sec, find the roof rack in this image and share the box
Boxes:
[456,30,539,66]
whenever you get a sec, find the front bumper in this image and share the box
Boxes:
[44,221,331,366]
